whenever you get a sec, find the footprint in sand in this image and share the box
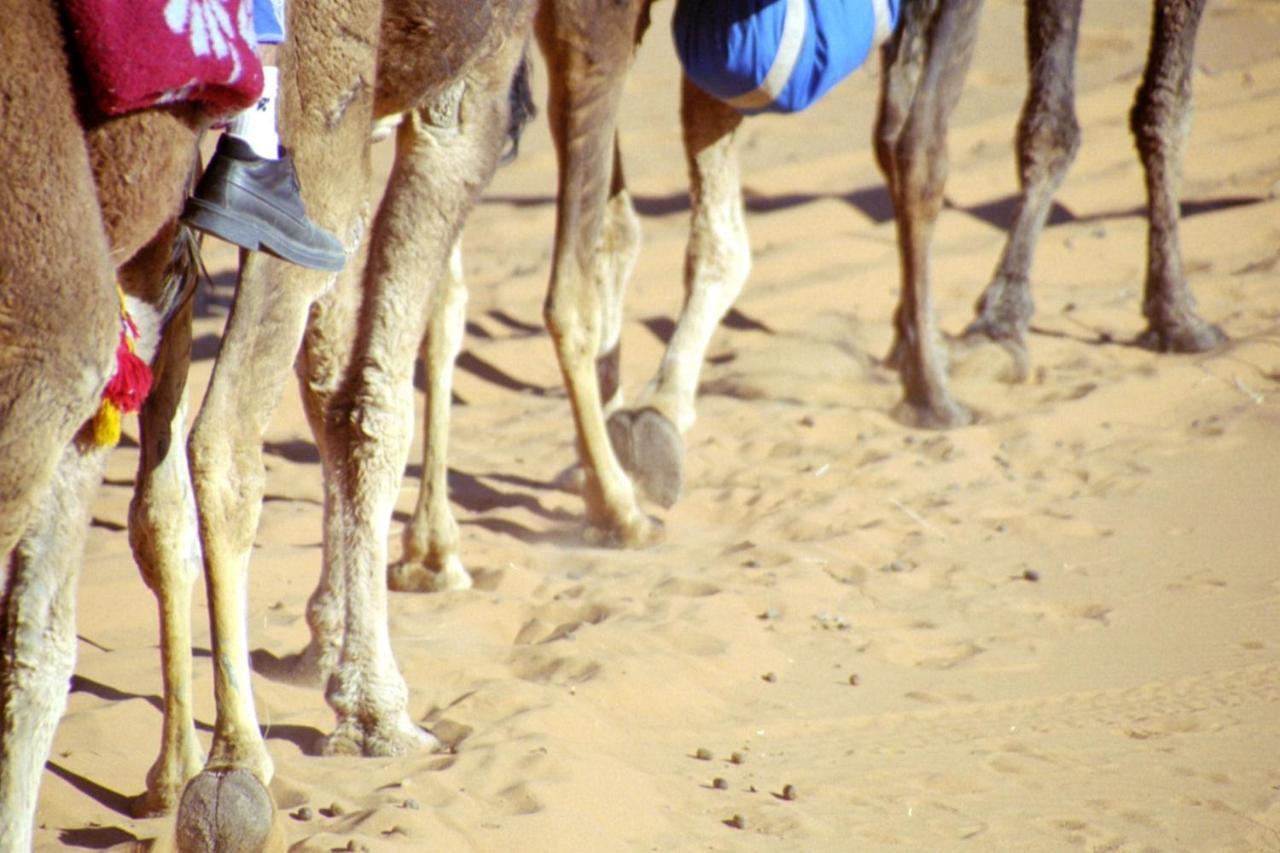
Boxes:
[513,602,611,646]
[509,600,610,685]
[507,650,601,686]
[649,575,722,598]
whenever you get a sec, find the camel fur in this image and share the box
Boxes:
[0,3,207,850]
[1,0,536,847]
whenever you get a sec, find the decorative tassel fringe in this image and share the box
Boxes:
[89,288,154,448]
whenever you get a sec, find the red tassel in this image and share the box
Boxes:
[87,288,155,447]
[102,328,153,414]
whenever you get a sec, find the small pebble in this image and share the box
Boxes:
[781,784,797,801]
[729,751,745,765]
[328,801,346,817]
[848,674,861,687]
[799,415,816,428]
[725,814,746,830]
[762,671,777,683]
[402,798,421,810]
[293,806,313,821]
[712,777,729,790]
[1022,569,1041,582]
[694,747,713,761]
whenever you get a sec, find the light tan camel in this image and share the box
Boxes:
[0,0,536,847]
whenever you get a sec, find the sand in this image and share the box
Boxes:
[35,0,1280,850]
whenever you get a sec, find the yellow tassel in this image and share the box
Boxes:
[92,400,122,448]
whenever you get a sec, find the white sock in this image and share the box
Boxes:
[228,65,280,159]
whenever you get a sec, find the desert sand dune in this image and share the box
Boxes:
[36,1,1280,849]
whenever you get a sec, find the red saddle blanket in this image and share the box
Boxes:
[63,0,263,117]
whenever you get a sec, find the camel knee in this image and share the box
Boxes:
[1129,89,1191,167]
[889,124,948,219]
[1017,99,1080,189]
[187,423,262,544]
[544,276,600,359]
[129,476,200,595]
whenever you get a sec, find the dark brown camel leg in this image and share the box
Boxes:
[536,0,659,545]
[964,0,1083,368]
[876,0,984,429]
[1131,0,1224,352]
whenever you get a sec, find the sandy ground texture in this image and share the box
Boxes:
[34,1,1280,850]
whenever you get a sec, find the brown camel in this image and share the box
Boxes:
[1,0,536,846]
[512,0,1220,535]
[962,0,1220,362]
[0,3,208,850]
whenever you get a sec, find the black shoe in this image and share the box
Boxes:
[181,135,346,272]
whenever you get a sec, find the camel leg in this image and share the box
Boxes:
[595,139,644,424]
[536,0,659,546]
[617,76,748,508]
[189,249,285,781]
[185,0,378,783]
[0,5,118,846]
[390,240,473,593]
[964,0,1082,371]
[320,50,519,755]
[190,247,338,781]
[1131,0,1223,352]
[1,441,112,852]
[875,0,983,429]
[547,137,648,500]
[127,241,205,818]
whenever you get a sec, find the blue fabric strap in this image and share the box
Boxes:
[252,0,285,44]
[673,0,901,115]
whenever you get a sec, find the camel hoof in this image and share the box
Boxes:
[388,554,472,593]
[251,645,328,689]
[891,397,974,431]
[173,768,284,853]
[1136,320,1227,354]
[584,511,664,549]
[132,787,180,819]
[320,715,441,758]
[552,461,586,495]
[951,331,1031,384]
[607,407,684,508]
